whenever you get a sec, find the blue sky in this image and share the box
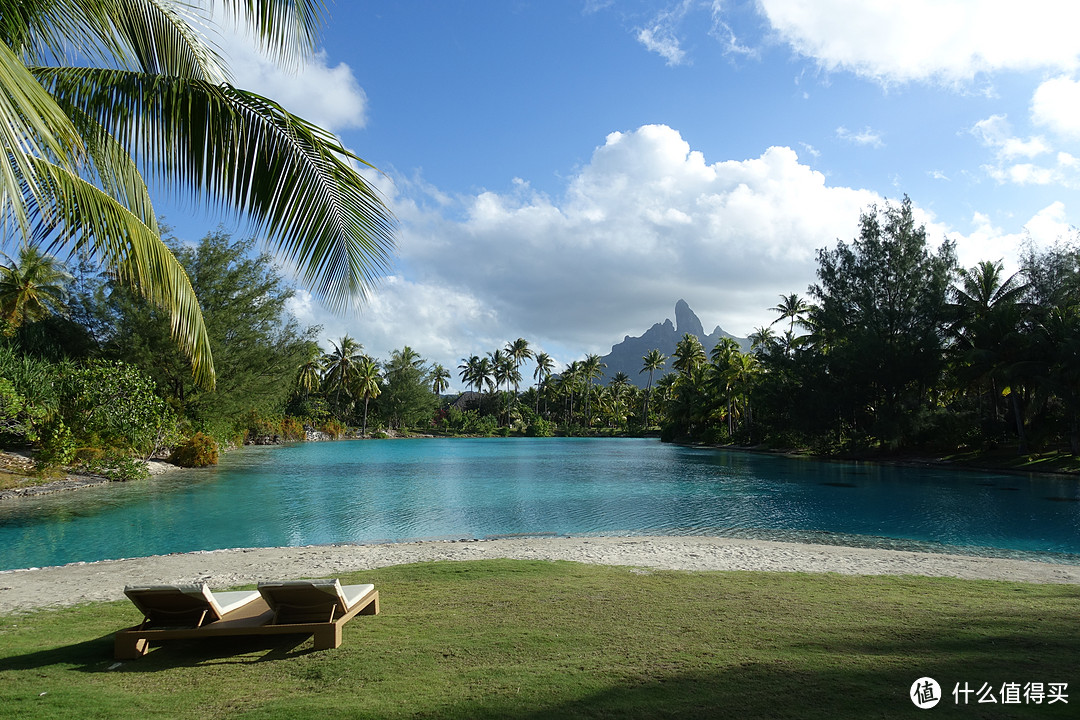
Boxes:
[162,1,1080,387]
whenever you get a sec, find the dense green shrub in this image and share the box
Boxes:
[474,414,499,436]
[0,345,58,442]
[0,377,39,444]
[525,417,555,437]
[77,450,150,481]
[241,411,305,443]
[169,432,219,467]
[37,418,75,466]
[60,360,178,456]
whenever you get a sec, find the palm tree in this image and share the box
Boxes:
[748,326,777,354]
[3,1,396,389]
[392,346,423,370]
[457,356,479,396]
[605,372,632,430]
[640,349,666,425]
[581,353,606,427]
[321,335,364,419]
[354,356,382,437]
[294,346,325,396]
[532,351,554,415]
[769,293,811,334]
[457,355,493,402]
[488,348,517,425]
[708,339,758,439]
[708,339,741,436]
[949,260,1031,448]
[672,334,705,376]
[505,337,532,405]
[729,352,760,440]
[560,361,582,424]
[431,364,450,396]
[0,244,71,332]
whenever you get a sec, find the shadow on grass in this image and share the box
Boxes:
[236,621,1080,719]
[3,632,322,673]
[499,661,1075,720]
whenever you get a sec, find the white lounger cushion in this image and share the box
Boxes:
[340,584,376,609]
[211,590,263,615]
[258,579,375,612]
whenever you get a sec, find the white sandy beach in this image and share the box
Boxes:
[2,535,1079,615]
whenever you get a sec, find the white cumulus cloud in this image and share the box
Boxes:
[1032,75,1080,140]
[291,124,1075,383]
[758,0,1080,84]
[971,114,1080,187]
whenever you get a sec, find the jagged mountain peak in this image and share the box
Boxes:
[599,301,749,387]
[674,299,704,337]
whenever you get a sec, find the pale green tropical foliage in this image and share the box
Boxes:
[430,363,450,395]
[0,243,71,330]
[354,355,381,436]
[321,335,364,413]
[1,0,395,389]
[60,359,178,456]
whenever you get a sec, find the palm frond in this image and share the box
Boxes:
[46,91,158,232]
[0,41,83,233]
[37,66,396,311]
[216,0,326,68]
[4,0,225,80]
[19,154,214,388]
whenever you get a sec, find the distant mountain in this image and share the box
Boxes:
[599,300,749,387]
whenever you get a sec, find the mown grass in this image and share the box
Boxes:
[1,560,1077,719]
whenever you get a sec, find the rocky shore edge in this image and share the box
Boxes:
[0,452,183,501]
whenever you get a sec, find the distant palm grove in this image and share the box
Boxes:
[3,196,1080,474]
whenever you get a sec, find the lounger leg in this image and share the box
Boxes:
[359,591,380,616]
[114,633,150,660]
[312,624,343,650]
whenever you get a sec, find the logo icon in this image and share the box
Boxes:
[911,677,942,709]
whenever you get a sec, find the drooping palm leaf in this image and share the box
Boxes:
[36,66,396,309]
[1,0,214,78]
[21,154,214,387]
[216,0,326,68]
[0,41,83,233]
[49,96,159,232]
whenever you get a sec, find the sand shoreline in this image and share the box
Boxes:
[3,535,1079,615]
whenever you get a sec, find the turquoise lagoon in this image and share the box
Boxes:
[2,438,1079,571]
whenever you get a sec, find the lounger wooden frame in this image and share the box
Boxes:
[114,586,379,659]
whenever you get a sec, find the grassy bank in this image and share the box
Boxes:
[1,560,1077,719]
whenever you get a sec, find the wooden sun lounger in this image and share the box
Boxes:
[114,580,379,660]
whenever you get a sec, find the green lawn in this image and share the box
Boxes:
[1,560,1077,719]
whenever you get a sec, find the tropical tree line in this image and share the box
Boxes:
[289,337,440,437]
[660,197,1080,457]
[322,195,1080,458]
[6,196,1080,472]
[2,1,396,472]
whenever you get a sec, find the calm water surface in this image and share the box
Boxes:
[2,438,1079,571]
